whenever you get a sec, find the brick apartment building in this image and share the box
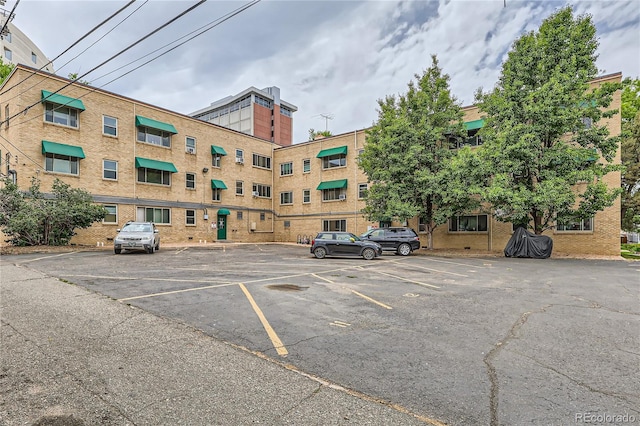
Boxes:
[0,65,622,256]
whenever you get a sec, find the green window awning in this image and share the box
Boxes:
[135,115,178,134]
[41,90,85,111]
[211,179,228,189]
[211,145,227,156]
[316,146,347,158]
[464,119,485,131]
[134,157,178,173]
[217,208,230,216]
[41,140,86,159]
[317,179,348,190]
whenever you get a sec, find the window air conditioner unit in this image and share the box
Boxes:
[186,147,195,154]
[235,157,244,164]
[338,194,346,200]
[252,191,259,197]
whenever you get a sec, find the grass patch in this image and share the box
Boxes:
[621,243,640,259]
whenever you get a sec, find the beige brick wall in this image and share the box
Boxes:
[0,67,622,256]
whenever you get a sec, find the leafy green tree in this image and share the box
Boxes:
[474,6,622,234]
[359,55,478,248]
[0,57,15,84]
[308,128,332,141]
[621,78,640,231]
[0,177,107,246]
[68,72,91,85]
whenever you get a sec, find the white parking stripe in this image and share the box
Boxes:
[16,252,79,263]
[374,270,440,289]
[387,260,469,277]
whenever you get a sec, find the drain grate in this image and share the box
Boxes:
[266,284,308,291]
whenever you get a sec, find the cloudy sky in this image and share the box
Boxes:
[11,0,640,144]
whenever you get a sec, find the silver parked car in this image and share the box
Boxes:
[114,222,160,254]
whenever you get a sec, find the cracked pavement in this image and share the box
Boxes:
[2,245,639,425]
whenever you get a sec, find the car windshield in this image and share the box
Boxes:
[123,223,152,232]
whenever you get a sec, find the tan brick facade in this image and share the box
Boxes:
[0,66,622,256]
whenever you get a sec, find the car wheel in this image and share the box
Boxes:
[147,245,155,254]
[156,242,160,251]
[313,247,327,259]
[362,248,376,260]
[114,248,121,255]
[397,243,411,256]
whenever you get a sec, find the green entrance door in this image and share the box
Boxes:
[217,215,227,240]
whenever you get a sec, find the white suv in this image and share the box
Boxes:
[114,222,160,254]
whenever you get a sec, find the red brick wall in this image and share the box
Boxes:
[253,104,272,141]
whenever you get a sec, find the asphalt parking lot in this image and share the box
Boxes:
[4,244,639,425]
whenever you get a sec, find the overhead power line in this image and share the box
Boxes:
[0,0,19,40]
[0,0,139,97]
[4,0,261,171]
[6,0,208,125]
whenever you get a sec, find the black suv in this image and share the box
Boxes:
[359,227,420,256]
[310,232,382,260]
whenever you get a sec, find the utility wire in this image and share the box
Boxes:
[6,0,207,125]
[0,0,20,41]
[4,0,259,170]
[1,0,147,106]
[95,0,261,87]
[0,0,138,97]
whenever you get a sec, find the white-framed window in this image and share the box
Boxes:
[322,188,346,201]
[236,180,244,196]
[103,115,117,136]
[45,103,78,128]
[449,215,488,232]
[186,136,196,154]
[237,211,243,220]
[581,117,593,129]
[32,52,37,64]
[419,217,427,232]
[280,162,293,176]
[323,219,346,232]
[252,153,271,169]
[235,149,244,162]
[186,172,196,189]
[212,154,222,168]
[260,212,266,221]
[186,209,196,225]
[322,154,346,169]
[103,159,118,180]
[4,33,11,43]
[3,48,12,61]
[303,189,311,203]
[303,158,311,173]
[556,217,593,232]
[280,191,293,205]
[358,183,368,199]
[138,206,170,224]
[137,126,171,148]
[137,168,171,186]
[45,154,79,175]
[212,188,222,202]
[103,205,117,224]
[252,183,271,198]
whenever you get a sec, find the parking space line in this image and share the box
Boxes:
[351,290,392,310]
[312,273,334,284]
[388,260,469,277]
[375,270,440,289]
[117,282,237,301]
[239,283,288,357]
[16,252,79,263]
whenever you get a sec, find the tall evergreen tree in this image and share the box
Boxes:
[475,6,622,234]
[621,78,640,231]
[359,55,477,248]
